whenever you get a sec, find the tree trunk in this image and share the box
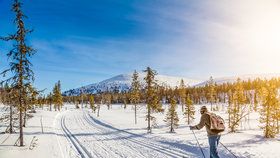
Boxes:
[147,104,151,133]
[9,104,13,133]
[23,107,27,127]
[187,109,190,125]
[19,98,24,146]
[49,102,52,111]
[97,105,100,117]
[134,104,137,124]
[170,114,174,133]
[277,119,279,134]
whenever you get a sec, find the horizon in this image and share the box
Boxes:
[1,0,280,93]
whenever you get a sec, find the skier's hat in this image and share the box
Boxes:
[200,106,208,114]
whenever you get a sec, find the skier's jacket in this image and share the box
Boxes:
[194,112,222,136]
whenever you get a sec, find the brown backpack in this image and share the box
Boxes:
[207,112,225,133]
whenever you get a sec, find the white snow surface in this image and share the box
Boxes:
[0,104,279,158]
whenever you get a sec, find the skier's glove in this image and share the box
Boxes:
[190,126,196,130]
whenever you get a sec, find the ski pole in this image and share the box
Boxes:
[191,129,206,158]
[220,142,238,158]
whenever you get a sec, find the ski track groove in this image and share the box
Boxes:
[54,113,67,158]
[0,134,10,145]
[80,112,148,158]
[60,115,95,158]
[83,111,187,158]
[73,114,112,158]
[74,112,145,158]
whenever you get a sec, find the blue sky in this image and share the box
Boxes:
[1,0,280,93]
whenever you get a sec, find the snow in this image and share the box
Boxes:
[0,103,279,158]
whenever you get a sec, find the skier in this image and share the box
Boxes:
[190,106,221,158]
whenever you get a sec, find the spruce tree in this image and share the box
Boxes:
[23,84,38,127]
[227,89,234,129]
[0,0,36,146]
[229,78,247,132]
[121,92,128,109]
[207,76,216,111]
[258,79,279,138]
[52,81,63,111]
[164,96,179,133]
[89,95,96,113]
[2,84,16,133]
[178,79,186,112]
[130,70,141,124]
[47,92,53,111]
[143,67,163,133]
[104,93,112,110]
[184,94,195,125]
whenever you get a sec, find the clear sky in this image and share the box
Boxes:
[1,0,280,93]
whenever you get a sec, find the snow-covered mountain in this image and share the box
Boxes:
[64,73,280,96]
[196,73,280,86]
[63,73,200,96]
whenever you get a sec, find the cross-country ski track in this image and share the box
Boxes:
[56,110,234,158]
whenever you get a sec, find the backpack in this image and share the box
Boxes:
[207,112,225,133]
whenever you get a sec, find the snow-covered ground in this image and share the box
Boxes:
[0,103,279,158]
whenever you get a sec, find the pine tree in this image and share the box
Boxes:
[47,92,53,111]
[52,81,63,111]
[89,95,96,113]
[258,79,279,138]
[178,79,186,112]
[130,70,141,124]
[207,76,216,111]
[227,89,233,129]
[0,0,36,146]
[104,93,112,110]
[229,78,247,132]
[184,94,195,125]
[164,96,179,133]
[121,92,128,109]
[1,84,16,133]
[96,103,101,117]
[143,67,163,133]
[253,91,258,111]
[80,93,86,108]
[23,84,38,127]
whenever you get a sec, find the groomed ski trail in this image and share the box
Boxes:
[59,110,211,158]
